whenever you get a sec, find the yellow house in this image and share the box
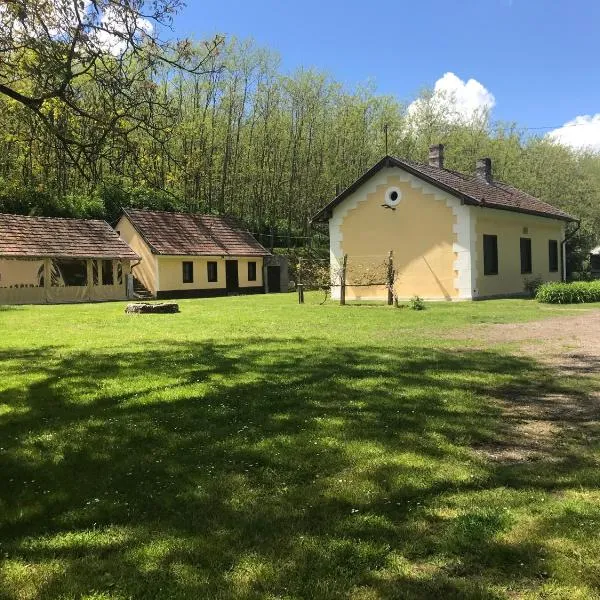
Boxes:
[116,208,271,299]
[312,145,577,300]
[0,213,139,305]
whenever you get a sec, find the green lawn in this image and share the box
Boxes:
[1,295,599,599]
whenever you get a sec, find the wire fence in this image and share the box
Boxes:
[296,252,397,305]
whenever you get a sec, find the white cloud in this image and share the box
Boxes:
[94,6,153,56]
[0,1,153,56]
[548,114,600,152]
[408,72,496,124]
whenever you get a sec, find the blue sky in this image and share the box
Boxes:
[173,0,600,149]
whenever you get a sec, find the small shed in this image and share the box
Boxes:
[0,213,139,304]
[264,254,290,293]
[116,209,272,299]
[591,246,600,279]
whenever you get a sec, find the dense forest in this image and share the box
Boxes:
[1,4,599,271]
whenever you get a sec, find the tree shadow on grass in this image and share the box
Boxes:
[0,339,597,599]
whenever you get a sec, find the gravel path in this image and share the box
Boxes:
[455,309,600,464]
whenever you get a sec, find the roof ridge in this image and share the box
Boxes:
[0,212,109,224]
[312,155,576,222]
[124,208,250,226]
[391,156,575,218]
[122,207,270,256]
[0,213,139,259]
[400,157,520,192]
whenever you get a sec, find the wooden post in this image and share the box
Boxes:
[340,254,347,306]
[43,258,50,303]
[387,250,394,306]
[297,257,304,304]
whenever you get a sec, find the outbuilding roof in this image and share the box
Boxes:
[312,155,576,223]
[0,213,139,259]
[121,208,271,257]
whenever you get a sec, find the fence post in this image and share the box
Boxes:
[387,250,394,306]
[297,257,304,304]
[340,254,347,306]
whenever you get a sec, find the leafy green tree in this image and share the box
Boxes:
[0,0,222,178]
[0,23,598,271]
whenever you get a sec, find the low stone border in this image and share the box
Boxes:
[125,302,179,314]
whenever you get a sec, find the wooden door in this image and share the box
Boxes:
[267,266,281,293]
[225,260,239,292]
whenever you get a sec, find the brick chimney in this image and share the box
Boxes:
[428,144,444,169]
[476,157,492,184]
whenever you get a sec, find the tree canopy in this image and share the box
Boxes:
[0,0,222,177]
[0,5,598,272]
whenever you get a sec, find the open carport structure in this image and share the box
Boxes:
[0,213,139,304]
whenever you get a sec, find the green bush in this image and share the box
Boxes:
[536,280,600,304]
[409,295,426,310]
[523,276,544,298]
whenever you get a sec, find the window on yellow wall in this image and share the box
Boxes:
[248,261,257,281]
[182,261,194,283]
[520,238,532,274]
[549,240,559,272]
[207,261,218,282]
[483,235,498,275]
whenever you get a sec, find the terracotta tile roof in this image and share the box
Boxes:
[0,213,139,259]
[312,155,577,222]
[123,208,271,257]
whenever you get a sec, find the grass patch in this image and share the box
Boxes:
[0,295,599,599]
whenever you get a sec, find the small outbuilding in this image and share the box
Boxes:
[264,254,290,293]
[116,208,272,299]
[0,213,139,304]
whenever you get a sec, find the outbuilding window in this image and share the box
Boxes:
[51,259,88,286]
[207,261,218,282]
[548,240,559,272]
[520,238,532,274]
[248,261,257,281]
[102,260,114,285]
[483,234,498,276]
[182,261,194,283]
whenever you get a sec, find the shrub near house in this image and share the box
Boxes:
[537,280,600,304]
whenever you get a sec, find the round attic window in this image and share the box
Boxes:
[385,187,402,207]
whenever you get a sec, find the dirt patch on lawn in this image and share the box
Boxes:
[453,309,600,375]
[456,309,600,464]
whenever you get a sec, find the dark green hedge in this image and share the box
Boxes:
[536,281,600,304]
